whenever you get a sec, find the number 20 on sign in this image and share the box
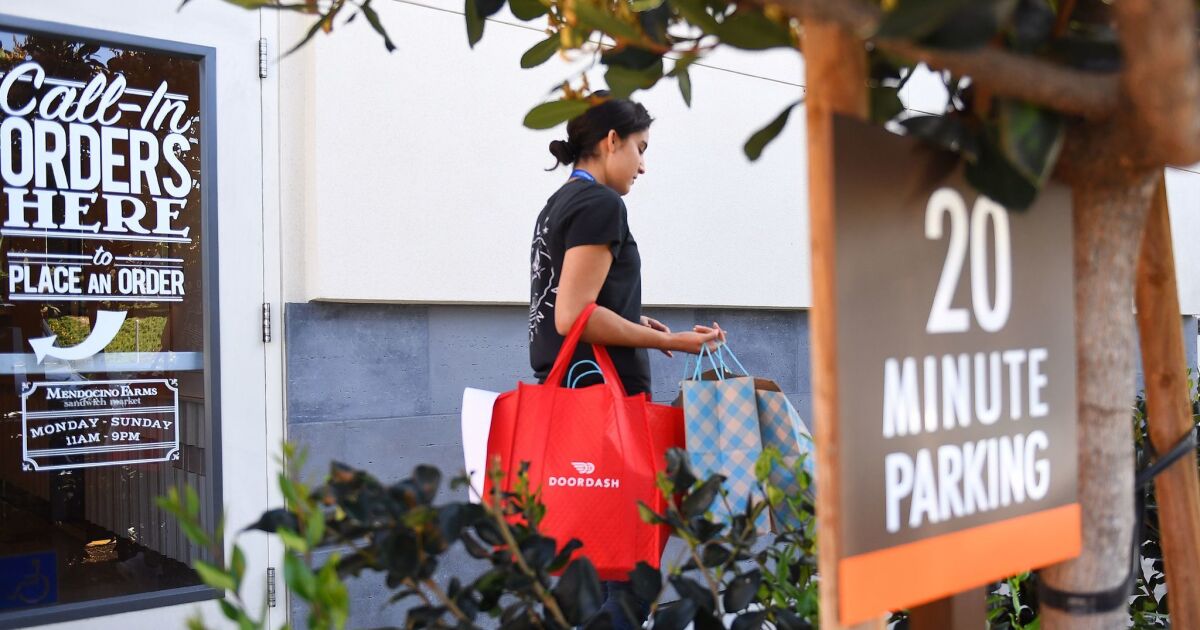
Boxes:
[828,117,1081,624]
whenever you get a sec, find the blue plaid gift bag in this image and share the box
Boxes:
[681,346,770,532]
[756,387,815,531]
[680,344,815,533]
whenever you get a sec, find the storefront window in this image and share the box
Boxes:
[0,22,217,622]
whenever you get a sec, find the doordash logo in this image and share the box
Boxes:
[549,461,619,488]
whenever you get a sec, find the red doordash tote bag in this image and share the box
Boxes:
[484,303,682,580]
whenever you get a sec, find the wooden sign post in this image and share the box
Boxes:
[803,20,877,630]
[1134,174,1200,629]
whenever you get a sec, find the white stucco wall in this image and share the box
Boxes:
[1166,166,1200,314]
[279,0,1200,313]
[282,0,809,308]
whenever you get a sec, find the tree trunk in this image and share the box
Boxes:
[1040,173,1157,629]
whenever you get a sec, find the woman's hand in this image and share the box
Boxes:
[665,322,726,354]
[641,316,673,357]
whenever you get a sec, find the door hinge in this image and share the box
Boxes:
[258,38,269,79]
[262,303,272,343]
[267,566,277,608]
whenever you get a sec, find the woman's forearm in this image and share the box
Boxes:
[577,305,669,350]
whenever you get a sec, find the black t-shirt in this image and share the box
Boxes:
[529,179,651,395]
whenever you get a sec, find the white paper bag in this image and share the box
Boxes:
[460,388,499,503]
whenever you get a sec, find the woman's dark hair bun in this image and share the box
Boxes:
[546,93,653,170]
[548,139,579,167]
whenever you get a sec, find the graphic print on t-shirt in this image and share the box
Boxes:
[530,215,556,341]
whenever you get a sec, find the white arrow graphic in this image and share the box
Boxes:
[30,310,128,363]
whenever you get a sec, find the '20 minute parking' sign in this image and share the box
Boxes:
[832,118,1080,624]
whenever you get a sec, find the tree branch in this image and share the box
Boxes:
[1113,0,1200,165]
[763,0,1120,120]
[876,39,1119,120]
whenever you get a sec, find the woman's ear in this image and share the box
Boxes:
[606,129,619,153]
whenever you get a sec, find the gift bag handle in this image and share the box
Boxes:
[567,360,604,388]
[684,343,725,381]
[683,342,750,382]
[545,303,628,398]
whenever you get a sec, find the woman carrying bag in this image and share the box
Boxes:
[528,94,724,629]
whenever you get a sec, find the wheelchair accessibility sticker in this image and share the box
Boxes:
[0,550,57,610]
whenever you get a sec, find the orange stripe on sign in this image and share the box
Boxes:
[839,503,1081,626]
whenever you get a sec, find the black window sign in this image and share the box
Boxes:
[0,32,204,469]
[0,19,219,622]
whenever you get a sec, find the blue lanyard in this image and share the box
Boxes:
[570,169,596,182]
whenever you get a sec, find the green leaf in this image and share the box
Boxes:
[218,598,242,622]
[681,476,724,518]
[279,475,303,513]
[548,538,584,572]
[193,559,237,592]
[306,509,326,546]
[465,0,485,48]
[964,133,1038,211]
[1008,0,1053,53]
[920,1,1014,50]
[638,502,664,524]
[278,526,310,554]
[732,610,768,630]
[669,52,698,76]
[724,569,762,612]
[285,552,318,600]
[475,0,507,17]
[676,64,696,106]
[654,599,698,630]
[628,562,662,602]
[869,85,904,123]
[520,34,560,68]
[286,12,335,56]
[638,2,672,43]
[318,553,350,629]
[185,485,201,518]
[669,575,715,612]
[605,60,664,98]
[715,12,792,50]
[754,448,776,483]
[603,47,663,70]
[631,0,665,10]
[900,114,978,158]
[573,1,643,42]
[523,99,591,129]
[875,0,971,40]
[668,0,720,33]
[360,3,397,52]
[230,546,247,588]
[996,99,1063,186]
[510,0,549,20]
[766,485,784,507]
[553,558,603,625]
[744,100,801,161]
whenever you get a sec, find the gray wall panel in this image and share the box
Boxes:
[427,305,533,413]
[288,414,469,490]
[285,303,432,423]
